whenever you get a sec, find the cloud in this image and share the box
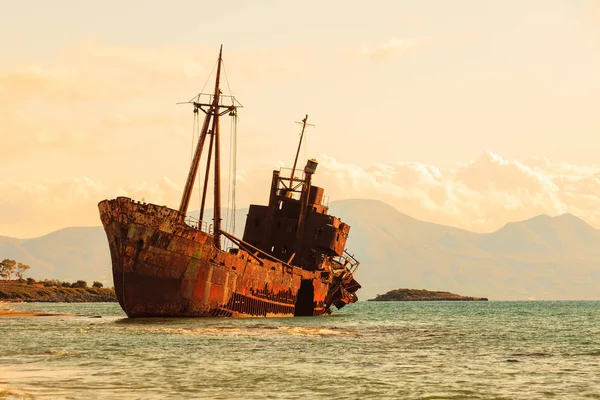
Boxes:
[1,41,599,237]
[314,152,600,232]
[2,152,600,237]
[0,176,183,238]
[0,43,195,164]
[0,43,214,105]
[0,40,317,166]
[0,41,315,106]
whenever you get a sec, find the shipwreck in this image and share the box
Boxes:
[98,46,361,317]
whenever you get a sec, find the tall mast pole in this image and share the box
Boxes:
[212,47,224,249]
[290,115,309,185]
[179,46,224,215]
[213,107,222,248]
[198,130,215,222]
[179,112,212,214]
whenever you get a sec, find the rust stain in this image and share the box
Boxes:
[99,168,361,318]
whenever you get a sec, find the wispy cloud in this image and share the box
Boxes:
[0,176,184,238]
[315,151,600,232]
[0,40,317,164]
[3,152,599,238]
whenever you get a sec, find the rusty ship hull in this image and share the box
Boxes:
[99,197,340,317]
[98,47,360,318]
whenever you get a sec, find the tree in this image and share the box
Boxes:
[0,259,17,280]
[92,281,103,288]
[71,280,87,288]
[15,263,30,280]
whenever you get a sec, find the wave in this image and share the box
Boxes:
[508,352,552,357]
[138,325,358,338]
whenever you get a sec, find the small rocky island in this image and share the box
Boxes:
[369,288,488,301]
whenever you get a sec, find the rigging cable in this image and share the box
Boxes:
[221,60,233,102]
[191,111,198,162]
[188,58,219,103]
[225,118,232,248]
[303,124,308,165]
[222,60,237,248]
[225,113,238,248]
[231,113,237,237]
[196,60,219,221]
[197,112,204,220]
[187,57,219,222]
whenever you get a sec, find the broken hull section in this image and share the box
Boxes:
[99,197,333,318]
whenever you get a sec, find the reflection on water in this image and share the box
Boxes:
[1,301,600,399]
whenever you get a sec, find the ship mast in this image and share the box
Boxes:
[179,45,236,250]
[290,115,314,185]
[212,86,223,249]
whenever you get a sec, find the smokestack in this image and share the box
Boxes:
[304,159,318,175]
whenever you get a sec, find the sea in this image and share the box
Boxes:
[1,301,599,399]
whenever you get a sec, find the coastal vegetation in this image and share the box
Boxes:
[0,280,117,302]
[0,258,116,302]
[369,288,488,301]
[0,259,30,281]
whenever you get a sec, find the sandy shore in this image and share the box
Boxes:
[0,307,75,318]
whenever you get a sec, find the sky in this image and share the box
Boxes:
[1,0,599,238]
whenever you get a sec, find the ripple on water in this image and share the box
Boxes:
[135,325,360,338]
[0,301,599,399]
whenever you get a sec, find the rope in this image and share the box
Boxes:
[222,60,233,98]
[303,126,307,163]
[225,117,232,248]
[188,111,201,218]
[222,59,237,248]
[197,114,203,216]
[224,114,238,248]
[232,114,237,235]
[188,58,218,103]
[185,57,218,219]
[191,112,197,162]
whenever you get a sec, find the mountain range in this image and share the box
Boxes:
[1,199,599,300]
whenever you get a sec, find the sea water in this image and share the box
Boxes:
[1,301,599,399]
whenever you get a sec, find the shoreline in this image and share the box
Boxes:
[0,309,77,318]
[0,281,117,303]
[0,303,77,318]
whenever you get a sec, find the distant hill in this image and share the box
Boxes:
[329,200,600,300]
[2,199,600,300]
[0,227,111,285]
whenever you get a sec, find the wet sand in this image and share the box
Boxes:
[0,308,75,318]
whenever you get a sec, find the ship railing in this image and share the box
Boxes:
[184,215,214,234]
[332,250,360,274]
[279,167,305,182]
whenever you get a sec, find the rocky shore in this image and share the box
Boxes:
[368,288,488,301]
[0,281,117,303]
